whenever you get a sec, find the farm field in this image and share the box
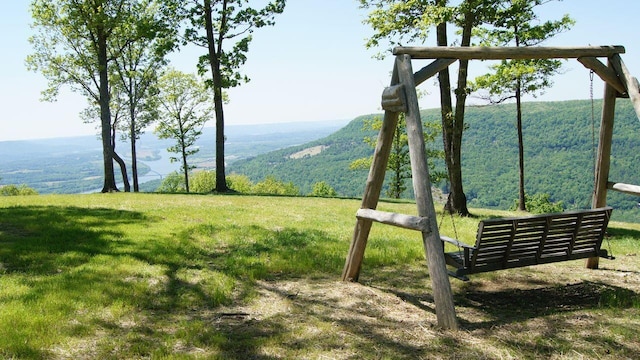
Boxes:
[1,193,639,359]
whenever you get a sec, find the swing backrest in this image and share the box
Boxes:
[468,207,612,273]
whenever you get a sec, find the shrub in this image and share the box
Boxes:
[227,174,253,193]
[511,193,564,214]
[0,184,39,196]
[190,170,216,193]
[252,176,300,196]
[157,171,186,193]
[309,181,338,197]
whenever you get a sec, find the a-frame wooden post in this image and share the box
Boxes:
[342,65,401,282]
[396,54,458,329]
[342,55,458,330]
[588,60,617,269]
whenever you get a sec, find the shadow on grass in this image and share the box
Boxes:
[1,204,351,358]
[608,225,640,240]
[457,280,639,329]
[0,205,151,275]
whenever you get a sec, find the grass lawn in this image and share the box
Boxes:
[0,193,639,359]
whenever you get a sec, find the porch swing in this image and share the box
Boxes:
[439,70,616,281]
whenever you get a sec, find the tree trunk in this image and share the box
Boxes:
[182,151,190,193]
[111,123,131,192]
[204,0,228,192]
[515,30,526,211]
[98,30,118,193]
[129,104,139,192]
[113,151,131,192]
[438,6,469,216]
[516,78,526,211]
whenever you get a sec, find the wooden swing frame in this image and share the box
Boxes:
[342,45,640,330]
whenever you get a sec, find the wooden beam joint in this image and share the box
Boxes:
[381,84,407,112]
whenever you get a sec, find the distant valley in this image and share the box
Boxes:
[0,120,349,194]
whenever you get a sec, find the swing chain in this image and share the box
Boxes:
[590,70,597,192]
[589,70,614,258]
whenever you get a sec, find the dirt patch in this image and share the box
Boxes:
[288,145,329,159]
[208,256,640,359]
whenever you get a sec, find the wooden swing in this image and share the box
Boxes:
[441,206,613,281]
[342,46,640,330]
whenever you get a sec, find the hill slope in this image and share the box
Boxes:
[229,99,640,222]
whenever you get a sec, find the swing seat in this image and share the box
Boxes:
[441,207,613,281]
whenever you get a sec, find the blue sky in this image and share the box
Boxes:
[1,1,639,141]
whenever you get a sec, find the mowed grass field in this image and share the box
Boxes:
[0,193,639,359]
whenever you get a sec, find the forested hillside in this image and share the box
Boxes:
[229,99,640,222]
[228,118,378,197]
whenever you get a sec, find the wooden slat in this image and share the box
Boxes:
[393,45,625,60]
[355,208,431,233]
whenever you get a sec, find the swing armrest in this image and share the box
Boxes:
[441,235,475,249]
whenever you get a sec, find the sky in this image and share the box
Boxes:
[1,1,639,142]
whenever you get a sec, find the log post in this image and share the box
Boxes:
[397,54,458,330]
[588,60,617,269]
[610,54,640,121]
[342,65,401,282]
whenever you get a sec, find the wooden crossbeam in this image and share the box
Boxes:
[356,208,431,233]
[608,182,640,196]
[414,58,456,86]
[393,45,625,60]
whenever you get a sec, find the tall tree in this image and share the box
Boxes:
[112,0,179,192]
[182,0,286,192]
[27,0,166,193]
[359,0,500,215]
[154,70,214,193]
[471,0,573,211]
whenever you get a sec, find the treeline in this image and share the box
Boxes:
[229,99,640,222]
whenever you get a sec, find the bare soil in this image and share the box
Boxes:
[211,254,640,359]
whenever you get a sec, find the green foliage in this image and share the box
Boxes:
[0,185,39,196]
[230,116,375,198]
[309,181,338,198]
[182,0,286,89]
[510,193,564,214]
[350,114,446,198]
[190,170,216,193]
[155,69,213,192]
[470,1,574,101]
[227,173,253,193]
[252,176,300,196]
[156,171,186,193]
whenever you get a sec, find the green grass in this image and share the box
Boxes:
[0,193,639,359]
